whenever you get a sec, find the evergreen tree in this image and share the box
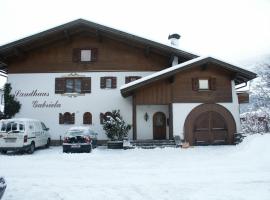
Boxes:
[4,83,21,119]
[103,110,131,140]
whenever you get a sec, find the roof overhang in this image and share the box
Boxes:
[0,19,198,64]
[120,56,257,98]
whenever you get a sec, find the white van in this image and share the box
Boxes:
[0,118,51,154]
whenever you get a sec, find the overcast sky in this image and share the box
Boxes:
[0,0,270,86]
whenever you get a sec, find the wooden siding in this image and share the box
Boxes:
[135,79,171,105]
[172,64,233,103]
[8,34,169,73]
[134,63,233,105]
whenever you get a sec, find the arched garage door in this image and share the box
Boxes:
[184,104,236,145]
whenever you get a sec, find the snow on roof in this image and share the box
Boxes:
[0,118,41,122]
[120,56,208,90]
[120,55,257,92]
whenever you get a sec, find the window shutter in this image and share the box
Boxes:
[100,113,105,124]
[72,48,81,63]
[83,112,92,124]
[81,77,91,93]
[112,77,117,88]
[55,78,65,94]
[125,77,130,84]
[59,113,64,124]
[91,48,98,62]
[192,78,199,91]
[71,113,75,124]
[100,77,106,89]
[209,77,216,90]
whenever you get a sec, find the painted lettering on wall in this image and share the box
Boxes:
[32,100,61,108]
[15,89,49,97]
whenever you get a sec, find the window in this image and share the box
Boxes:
[83,112,92,125]
[192,77,216,91]
[55,77,91,94]
[100,77,117,89]
[80,50,91,62]
[125,76,141,84]
[199,79,209,90]
[59,112,75,124]
[72,48,98,63]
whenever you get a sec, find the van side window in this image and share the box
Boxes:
[19,124,25,131]
[11,123,17,131]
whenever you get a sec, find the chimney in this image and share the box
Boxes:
[168,33,181,47]
[168,33,181,66]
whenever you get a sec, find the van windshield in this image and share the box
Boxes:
[0,122,25,133]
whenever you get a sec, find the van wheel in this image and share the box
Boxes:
[45,138,51,148]
[28,142,35,154]
[1,150,7,154]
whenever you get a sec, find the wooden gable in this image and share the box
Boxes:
[134,62,234,105]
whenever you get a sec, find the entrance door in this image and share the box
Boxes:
[153,112,166,140]
[194,111,228,145]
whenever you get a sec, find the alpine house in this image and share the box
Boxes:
[0,19,256,145]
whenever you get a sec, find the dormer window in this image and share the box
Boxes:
[80,50,91,62]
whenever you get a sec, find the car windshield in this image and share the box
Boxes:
[66,130,89,136]
[0,122,25,133]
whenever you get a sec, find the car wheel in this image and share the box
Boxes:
[28,142,35,154]
[87,146,92,153]
[45,138,51,148]
[1,150,7,154]
[63,149,67,153]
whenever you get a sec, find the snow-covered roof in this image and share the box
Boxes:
[120,56,257,97]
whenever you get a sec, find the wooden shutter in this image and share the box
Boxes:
[71,113,75,124]
[55,78,65,94]
[100,113,105,124]
[112,77,117,88]
[81,77,91,93]
[59,113,64,124]
[209,77,216,90]
[100,77,106,89]
[72,48,81,62]
[192,78,199,91]
[83,112,92,124]
[91,48,98,62]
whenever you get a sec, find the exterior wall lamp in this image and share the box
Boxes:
[144,112,149,121]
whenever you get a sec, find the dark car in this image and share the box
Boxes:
[0,177,6,200]
[62,127,98,153]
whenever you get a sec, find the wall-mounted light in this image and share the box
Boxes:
[144,112,149,121]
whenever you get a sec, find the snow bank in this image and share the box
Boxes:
[0,134,270,200]
[236,133,270,158]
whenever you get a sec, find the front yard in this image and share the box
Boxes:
[0,134,270,200]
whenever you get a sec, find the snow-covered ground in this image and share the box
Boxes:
[0,134,270,200]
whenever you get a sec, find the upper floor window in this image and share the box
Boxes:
[125,76,142,84]
[100,77,117,89]
[81,50,91,62]
[72,48,98,63]
[192,77,216,91]
[55,77,91,94]
[198,79,209,90]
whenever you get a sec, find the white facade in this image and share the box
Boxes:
[9,73,241,142]
[8,72,153,140]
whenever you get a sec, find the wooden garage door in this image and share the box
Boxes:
[194,111,228,145]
